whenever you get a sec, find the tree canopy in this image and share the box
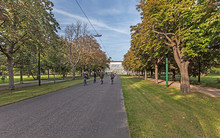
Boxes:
[123,0,219,93]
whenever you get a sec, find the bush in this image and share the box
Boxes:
[1,75,6,81]
[211,67,220,74]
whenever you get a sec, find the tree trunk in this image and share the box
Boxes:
[144,69,147,80]
[172,69,175,81]
[155,63,158,84]
[20,67,23,84]
[72,65,76,80]
[30,71,36,80]
[173,46,190,93]
[53,72,56,83]
[81,69,83,77]
[81,68,84,78]
[48,69,50,80]
[63,73,65,79]
[198,62,201,84]
[88,69,91,78]
[138,71,140,78]
[151,69,153,78]
[7,57,15,90]
[180,64,190,93]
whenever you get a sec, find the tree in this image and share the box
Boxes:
[0,53,7,81]
[136,0,219,93]
[123,48,141,76]
[64,21,88,80]
[0,0,59,89]
[77,35,103,75]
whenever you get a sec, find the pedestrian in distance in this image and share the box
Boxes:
[110,72,115,85]
[93,72,97,83]
[83,72,88,86]
[100,71,104,84]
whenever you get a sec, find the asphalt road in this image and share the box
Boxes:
[0,75,130,138]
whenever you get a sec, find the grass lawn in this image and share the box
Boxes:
[156,73,220,89]
[0,74,79,84]
[121,76,220,138]
[0,78,92,107]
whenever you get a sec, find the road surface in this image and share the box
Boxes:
[0,75,130,138]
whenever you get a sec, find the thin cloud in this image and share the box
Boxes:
[53,8,128,34]
[97,8,122,16]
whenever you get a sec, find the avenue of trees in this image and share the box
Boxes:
[0,0,108,90]
[123,0,219,93]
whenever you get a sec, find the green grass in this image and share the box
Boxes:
[0,78,92,107]
[121,76,220,138]
[0,74,79,84]
[157,74,220,89]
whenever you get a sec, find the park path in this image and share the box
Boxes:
[146,78,220,97]
[0,75,130,138]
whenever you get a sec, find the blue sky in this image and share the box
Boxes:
[51,0,141,61]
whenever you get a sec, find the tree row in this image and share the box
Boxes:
[123,0,219,93]
[0,0,108,90]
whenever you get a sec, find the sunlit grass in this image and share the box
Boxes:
[0,74,80,84]
[121,76,220,138]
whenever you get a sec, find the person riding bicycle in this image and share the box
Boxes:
[93,72,97,83]
[110,72,115,84]
[83,72,88,85]
[100,71,104,84]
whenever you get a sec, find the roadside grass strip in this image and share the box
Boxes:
[120,76,220,138]
[0,78,92,107]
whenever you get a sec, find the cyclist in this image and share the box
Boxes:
[83,72,88,86]
[93,72,97,83]
[110,72,115,85]
[100,71,104,84]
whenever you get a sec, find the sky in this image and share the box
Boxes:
[51,0,141,61]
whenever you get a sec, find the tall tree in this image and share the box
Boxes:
[0,0,59,89]
[64,22,87,80]
[136,0,219,93]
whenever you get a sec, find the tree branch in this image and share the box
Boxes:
[0,20,6,27]
[152,25,175,44]
[12,45,21,54]
[0,45,9,57]
[164,42,174,47]
[14,33,28,45]
[172,46,181,68]
[1,34,11,44]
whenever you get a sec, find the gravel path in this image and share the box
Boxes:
[0,75,130,138]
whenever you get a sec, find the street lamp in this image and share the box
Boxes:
[166,54,168,87]
[38,48,41,86]
[93,34,102,37]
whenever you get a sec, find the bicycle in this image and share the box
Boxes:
[93,77,96,83]
[84,79,87,86]
[101,78,104,84]
[111,78,114,85]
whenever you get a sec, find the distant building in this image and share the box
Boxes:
[105,61,128,74]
